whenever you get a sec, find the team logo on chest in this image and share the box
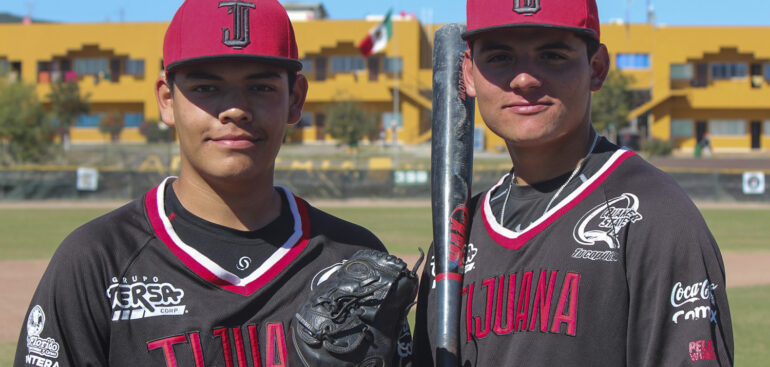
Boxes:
[219,1,256,49]
[571,193,642,261]
[573,193,642,249]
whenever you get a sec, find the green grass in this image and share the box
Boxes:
[322,206,432,254]
[1,206,768,261]
[0,208,111,260]
[701,209,770,252]
[0,341,15,366]
[729,284,770,366]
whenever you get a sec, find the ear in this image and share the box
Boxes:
[155,75,175,127]
[462,49,478,98]
[589,44,611,92]
[287,73,309,125]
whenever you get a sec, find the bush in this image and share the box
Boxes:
[0,80,56,164]
[642,138,674,157]
[139,120,175,143]
[324,101,379,149]
[99,112,124,141]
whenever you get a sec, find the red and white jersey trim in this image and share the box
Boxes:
[482,149,635,250]
[145,178,310,295]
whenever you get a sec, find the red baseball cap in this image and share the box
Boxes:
[163,0,302,74]
[463,0,600,42]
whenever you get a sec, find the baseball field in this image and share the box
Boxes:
[1,202,768,365]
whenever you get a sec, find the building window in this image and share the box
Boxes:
[710,119,746,136]
[616,53,650,70]
[764,120,770,136]
[75,113,103,128]
[124,113,144,127]
[125,59,145,76]
[298,112,314,128]
[670,64,693,81]
[329,56,365,73]
[764,64,770,82]
[710,63,747,80]
[300,58,314,73]
[670,119,693,138]
[384,57,403,73]
[74,58,109,75]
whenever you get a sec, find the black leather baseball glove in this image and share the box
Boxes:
[292,249,422,367]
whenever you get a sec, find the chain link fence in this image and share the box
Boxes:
[0,168,768,202]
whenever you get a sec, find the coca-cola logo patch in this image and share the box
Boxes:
[670,279,719,325]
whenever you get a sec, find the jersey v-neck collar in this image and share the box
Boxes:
[481,149,635,250]
[144,177,310,295]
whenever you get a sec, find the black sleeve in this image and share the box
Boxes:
[624,198,733,366]
[15,229,113,367]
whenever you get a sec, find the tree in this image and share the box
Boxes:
[99,112,125,142]
[0,80,56,164]
[47,80,90,151]
[139,120,175,143]
[324,101,379,149]
[591,69,636,134]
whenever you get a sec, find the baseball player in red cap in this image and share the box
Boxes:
[15,1,414,366]
[414,0,734,365]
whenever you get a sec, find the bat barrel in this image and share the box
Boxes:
[431,23,475,367]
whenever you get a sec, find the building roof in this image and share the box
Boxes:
[281,2,328,20]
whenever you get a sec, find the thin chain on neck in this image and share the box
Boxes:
[498,132,599,227]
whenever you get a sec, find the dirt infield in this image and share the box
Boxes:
[2,252,769,343]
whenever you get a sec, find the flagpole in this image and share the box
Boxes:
[392,2,400,154]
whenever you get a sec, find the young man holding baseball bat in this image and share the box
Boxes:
[414,0,733,365]
[15,1,416,366]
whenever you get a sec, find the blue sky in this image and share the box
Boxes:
[1,0,768,26]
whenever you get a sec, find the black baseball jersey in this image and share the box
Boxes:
[16,178,413,367]
[414,141,733,366]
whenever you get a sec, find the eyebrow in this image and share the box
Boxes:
[182,71,282,81]
[477,40,576,53]
[535,41,576,52]
[477,43,513,53]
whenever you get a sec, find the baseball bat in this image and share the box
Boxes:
[430,23,475,367]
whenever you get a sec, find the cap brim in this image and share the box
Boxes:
[461,23,598,41]
[165,54,303,73]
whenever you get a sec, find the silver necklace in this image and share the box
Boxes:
[498,133,599,227]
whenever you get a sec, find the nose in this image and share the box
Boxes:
[218,90,253,124]
[509,70,542,93]
[508,56,543,93]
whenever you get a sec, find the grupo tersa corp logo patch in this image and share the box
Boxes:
[106,275,186,321]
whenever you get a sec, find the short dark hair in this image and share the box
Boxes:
[166,70,298,95]
[579,35,601,61]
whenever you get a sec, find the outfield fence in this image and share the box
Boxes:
[0,168,768,202]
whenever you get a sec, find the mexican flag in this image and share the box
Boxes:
[358,9,393,57]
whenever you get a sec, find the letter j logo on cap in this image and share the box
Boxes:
[513,0,541,15]
[219,1,256,49]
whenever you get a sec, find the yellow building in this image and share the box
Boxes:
[0,11,434,145]
[609,24,770,152]
[480,23,770,153]
[1,16,769,152]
